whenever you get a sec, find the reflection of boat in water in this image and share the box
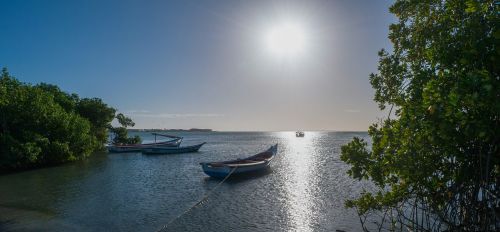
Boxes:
[200,144,278,179]
[107,133,182,153]
[295,131,305,137]
[142,142,206,155]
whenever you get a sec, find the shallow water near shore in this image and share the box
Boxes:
[0,131,373,231]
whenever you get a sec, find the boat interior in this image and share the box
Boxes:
[209,150,274,166]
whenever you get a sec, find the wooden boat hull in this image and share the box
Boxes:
[107,138,182,153]
[142,142,206,155]
[200,144,278,178]
[201,162,270,178]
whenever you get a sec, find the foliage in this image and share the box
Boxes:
[76,98,116,147]
[0,68,118,172]
[115,113,135,128]
[110,113,141,144]
[340,0,499,231]
[34,83,117,150]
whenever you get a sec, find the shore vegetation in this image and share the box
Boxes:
[341,0,499,230]
[0,68,139,173]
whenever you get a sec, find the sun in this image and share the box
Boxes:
[264,21,308,58]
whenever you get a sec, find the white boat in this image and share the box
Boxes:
[107,133,182,153]
[296,131,305,137]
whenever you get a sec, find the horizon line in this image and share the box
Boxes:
[127,129,369,132]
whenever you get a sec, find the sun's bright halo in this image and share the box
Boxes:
[264,21,308,57]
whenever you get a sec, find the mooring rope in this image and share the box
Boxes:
[158,166,238,231]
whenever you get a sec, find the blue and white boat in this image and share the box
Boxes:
[200,144,278,178]
[142,142,206,155]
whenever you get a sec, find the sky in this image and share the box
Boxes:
[0,0,395,131]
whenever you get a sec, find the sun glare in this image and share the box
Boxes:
[264,21,308,57]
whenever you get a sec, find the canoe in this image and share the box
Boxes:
[200,144,278,178]
[142,142,206,155]
[107,138,182,153]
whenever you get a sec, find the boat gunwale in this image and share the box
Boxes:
[212,160,267,168]
[141,142,206,154]
[143,142,206,151]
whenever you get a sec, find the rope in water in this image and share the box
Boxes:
[158,167,238,231]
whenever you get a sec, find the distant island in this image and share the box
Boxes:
[128,128,213,132]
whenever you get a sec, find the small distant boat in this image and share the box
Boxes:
[142,142,206,155]
[107,133,182,153]
[200,144,278,178]
[296,131,305,137]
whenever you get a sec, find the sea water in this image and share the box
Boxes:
[0,131,374,232]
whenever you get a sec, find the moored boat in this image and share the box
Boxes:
[107,138,182,153]
[107,133,183,153]
[142,142,206,155]
[200,144,278,178]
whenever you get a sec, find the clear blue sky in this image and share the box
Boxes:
[0,0,394,131]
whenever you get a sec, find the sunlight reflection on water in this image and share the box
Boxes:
[0,131,373,232]
[280,131,318,232]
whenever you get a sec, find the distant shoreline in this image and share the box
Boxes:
[127,129,369,133]
[128,128,213,132]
